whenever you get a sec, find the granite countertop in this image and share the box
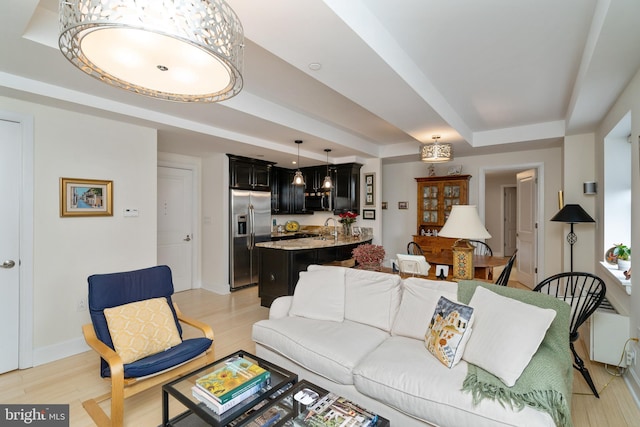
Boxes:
[257,235,371,250]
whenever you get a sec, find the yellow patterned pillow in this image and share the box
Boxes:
[104,297,182,364]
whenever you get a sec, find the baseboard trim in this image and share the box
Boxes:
[33,336,89,366]
[624,366,640,409]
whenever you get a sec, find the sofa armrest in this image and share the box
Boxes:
[269,296,293,319]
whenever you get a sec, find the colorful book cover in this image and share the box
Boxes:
[290,392,378,427]
[195,357,270,403]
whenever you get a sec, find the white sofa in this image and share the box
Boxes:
[252,265,573,427]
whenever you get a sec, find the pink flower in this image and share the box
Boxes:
[352,243,385,265]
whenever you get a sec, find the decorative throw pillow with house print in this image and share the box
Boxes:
[424,296,474,368]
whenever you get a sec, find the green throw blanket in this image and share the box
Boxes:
[457,280,573,427]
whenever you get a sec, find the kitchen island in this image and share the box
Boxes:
[255,235,372,307]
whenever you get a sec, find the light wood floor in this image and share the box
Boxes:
[0,281,638,426]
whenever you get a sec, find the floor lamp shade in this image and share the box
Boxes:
[439,205,491,279]
[550,204,595,272]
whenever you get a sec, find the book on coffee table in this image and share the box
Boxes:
[289,392,378,427]
[192,379,269,415]
[195,356,271,403]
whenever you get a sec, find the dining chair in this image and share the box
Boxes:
[533,272,606,398]
[469,240,493,256]
[494,250,517,286]
[407,241,424,256]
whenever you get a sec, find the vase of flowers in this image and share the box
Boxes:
[338,211,359,237]
[352,243,386,270]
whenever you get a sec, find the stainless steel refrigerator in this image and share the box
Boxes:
[230,189,272,290]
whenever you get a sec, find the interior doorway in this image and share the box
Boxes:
[481,164,543,288]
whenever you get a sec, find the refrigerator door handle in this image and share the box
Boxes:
[248,204,255,250]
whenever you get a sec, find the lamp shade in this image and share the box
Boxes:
[550,204,595,223]
[438,205,491,239]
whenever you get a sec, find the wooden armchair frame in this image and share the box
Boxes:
[82,302,214,427]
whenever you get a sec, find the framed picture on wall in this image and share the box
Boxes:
[363,209,376,220]
[60,177,113,217]
[364,172,375,206]
[398,201,408,210]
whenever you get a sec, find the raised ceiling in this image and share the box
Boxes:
[1,0,639,167]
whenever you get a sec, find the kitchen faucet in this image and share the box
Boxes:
[324,217,338,239]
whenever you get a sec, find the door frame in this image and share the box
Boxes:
[1,110,34,369]
[478,163,545,282]
[158,159,201,289]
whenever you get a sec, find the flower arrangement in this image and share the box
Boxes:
[352,243,386,268]
[338,211,359,225]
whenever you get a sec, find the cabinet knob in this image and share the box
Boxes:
[270,273,276,281]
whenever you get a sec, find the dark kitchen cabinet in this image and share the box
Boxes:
[228,154,273,190]
[271,166,308,215]
[332,163,362,214]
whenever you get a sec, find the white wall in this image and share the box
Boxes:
[594,66,640,397]
[0,96,158,365]
[382,146,563,278]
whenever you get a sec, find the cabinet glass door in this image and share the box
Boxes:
[421,185,438,224]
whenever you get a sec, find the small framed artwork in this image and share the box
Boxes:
[381,202,388,210]
[60,177,113,217]
[363,209,376,220]
[398,201,408,210]
[364,172,375,206]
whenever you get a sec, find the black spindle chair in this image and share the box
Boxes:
[533,272,606,398]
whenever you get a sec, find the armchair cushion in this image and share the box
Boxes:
[104,297,182,364]
[101,337,213,378]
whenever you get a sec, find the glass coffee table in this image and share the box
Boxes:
[162,350,298,426]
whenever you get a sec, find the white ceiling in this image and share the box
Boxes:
[1,0,640,168]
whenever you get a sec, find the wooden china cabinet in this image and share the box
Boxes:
[413,175,471,255]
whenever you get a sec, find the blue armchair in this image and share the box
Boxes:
[82,265,214,427]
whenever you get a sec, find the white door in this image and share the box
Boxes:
[503,186,517,256]
[158,167,193,292]
[516,169,538,288]
[0,119,21,373]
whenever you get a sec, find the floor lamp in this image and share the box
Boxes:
[550,204,595,272]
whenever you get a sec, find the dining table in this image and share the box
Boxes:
[377,253,507,282]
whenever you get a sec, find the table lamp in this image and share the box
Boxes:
[550,203,595,272]
[438,205,491,280]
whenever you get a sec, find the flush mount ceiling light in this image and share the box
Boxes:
[421,135,453,163]
[58,0,244,103]
[292,140,305,186]
[322,149,333,189]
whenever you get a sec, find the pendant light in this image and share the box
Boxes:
[421,135,453,163]
[322,149,333,189]
[292,140,305,186]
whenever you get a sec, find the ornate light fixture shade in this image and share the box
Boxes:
[292,140,305,186]
[322,148,333,189]
[421,135,453,163]
[550,203,595,272]
[438,205,491,280]
[58,0,244,103]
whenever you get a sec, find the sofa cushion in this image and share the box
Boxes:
[463,286,557,387]
[307,265,402,331]
[343,268,402,331]
[252,317,389,385]
[424,296,474,368]
[289,268,345,321]
[391,277,458,339]
[104,297,182,364]
[353,336,554,427]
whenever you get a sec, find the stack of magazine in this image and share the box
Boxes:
[191,356,271,415]
[287,392,378,427]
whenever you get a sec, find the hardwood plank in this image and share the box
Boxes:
[0,283,639,426]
